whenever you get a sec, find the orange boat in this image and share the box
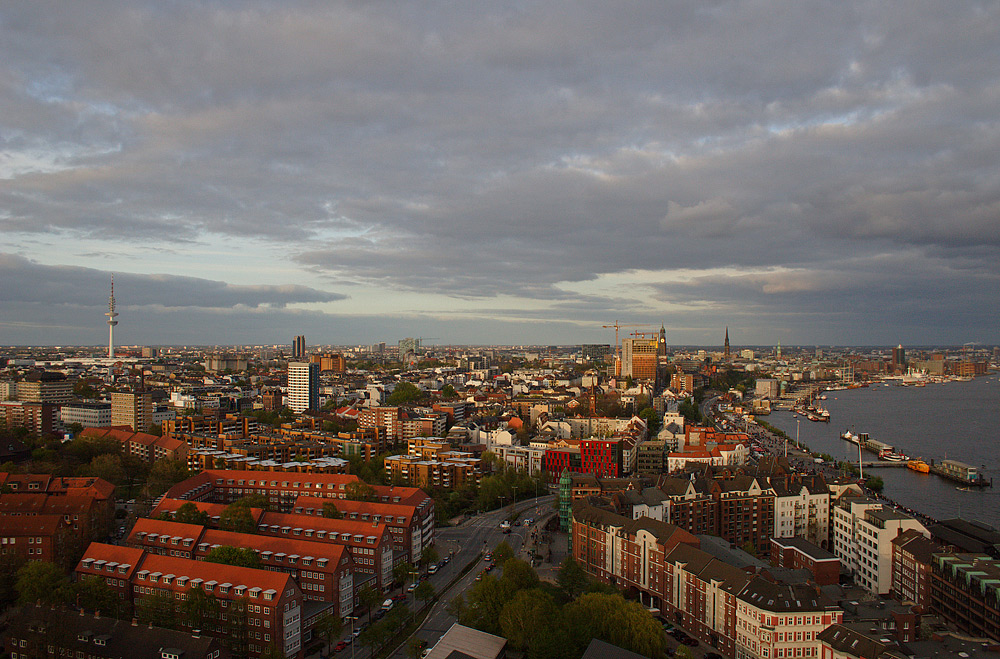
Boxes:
[907,459,930,473]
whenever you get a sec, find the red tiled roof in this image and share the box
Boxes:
[77,542,146,580]
[294,495,415,524]
[129,517,207,545]
[199,528,349,564]
[150,498,265,524]
[136,551,297,593]
[259,511,388,543]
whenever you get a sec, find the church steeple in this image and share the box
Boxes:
[658,324,667,357]
[724,326,730,360]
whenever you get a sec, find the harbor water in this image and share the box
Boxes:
[766,374,1000,528]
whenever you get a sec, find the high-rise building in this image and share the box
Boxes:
[287,362,319,413]
[111,391,152,432]
[621,337,658,380]
[892,344,906,372]
[16,371,72,404]
[292,335,306,359]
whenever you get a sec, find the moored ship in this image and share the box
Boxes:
[907,459,930,473]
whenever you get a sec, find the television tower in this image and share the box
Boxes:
[106,275,119,359]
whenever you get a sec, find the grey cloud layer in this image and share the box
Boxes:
[2,0,999,343]
[0,254,345,308]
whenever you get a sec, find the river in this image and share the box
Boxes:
[765,374,1000,528]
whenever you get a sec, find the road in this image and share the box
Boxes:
[312,495,556,659]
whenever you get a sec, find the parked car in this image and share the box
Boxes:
[407,582,418,592]
[333,641,348,653]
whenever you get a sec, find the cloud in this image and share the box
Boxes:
[1,1,999,343]
[0,253,346,309]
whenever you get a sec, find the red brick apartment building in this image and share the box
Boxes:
[80,426,188,463]
[0,473,115,566]
[890,528,940,611]
[127,517,355,614]
[292,495,426,565]
[78,542,306,658]
[163,470,435,564]
[770,537,840,586]
[572,499,844,659]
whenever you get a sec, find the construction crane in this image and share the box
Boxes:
[601,322,657,370]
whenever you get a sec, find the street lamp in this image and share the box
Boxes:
[796,418,800,450]
[346,615,358,659]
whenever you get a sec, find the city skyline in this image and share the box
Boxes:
[2,2,999,346]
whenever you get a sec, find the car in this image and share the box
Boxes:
[680,637,699,648]
[485,563,494,572]
[475,572,483,581]
[333,641,348,653]
[374,609,386,620]
[392,594,407,602]
[352,629,361,638]
[407,582,418,592]
[484,552,493,561]
[428,564,439,574]
[523,518,533,526]
[704,653,723,659]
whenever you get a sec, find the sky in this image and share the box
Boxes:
[2,1,999,348]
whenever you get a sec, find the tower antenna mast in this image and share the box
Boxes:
[106,275,119,359]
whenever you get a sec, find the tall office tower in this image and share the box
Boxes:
[891,344,906,372]
[111,390,152,432]
[657,325,667,358]
[287,361,319,413]
[105,275,119,359]
[292,335,306,359]
[621,337,659,380]
[724,327,731,360]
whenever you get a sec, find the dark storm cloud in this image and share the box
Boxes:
[0,254,346,308]
[2,0,999,343]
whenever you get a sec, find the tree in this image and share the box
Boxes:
[358,619,389,654]
[136,591,178,629]
[563,593,667,659]
[233,492,271,511]
[345,481,377,502]
[387,382,424,405]
[322,501,343,519]
[673,646,695,659]
[144,458,191,498]
[413,581,435,608]
[866,475,885,493]
[492,541,514,566]
[499,589,559,651]
[638,407,662,434]
[75,575,126,618]
[407,637,428,659]
[419,545,439,569]
[219,503,258,533]
[173,502,210,526]
[181,585,219,631]
[260,643,285,659]
[86,453,125,485]
[459,575,510,635]
[314,612,343,653]
[205,545,261,569]
[556,557,590,601]
[393,561,416,588]
[358,584,382,623]
[16,561,72,606]
[499,558,540,593]
[441,384,457,399]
